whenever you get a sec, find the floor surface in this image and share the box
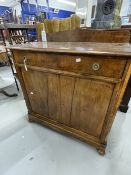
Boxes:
[0,67,131,175]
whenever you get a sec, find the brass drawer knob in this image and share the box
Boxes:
[92,63,100,71]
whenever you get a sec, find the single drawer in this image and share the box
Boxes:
[13,51,126,79]
[58,54,126,79]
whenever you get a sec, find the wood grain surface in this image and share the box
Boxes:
[11,43,131,155]
[8,42,131,57]
[13,50,126,79]
[46,28,130,43]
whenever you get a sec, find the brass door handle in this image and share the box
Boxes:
[23,56,28,71]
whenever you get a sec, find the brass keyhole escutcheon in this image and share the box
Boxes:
[92,63,100,71]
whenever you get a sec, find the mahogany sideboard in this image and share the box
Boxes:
[8,42,131,155]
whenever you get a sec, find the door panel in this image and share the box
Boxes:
[22,68,48,116]
[59,75,75,125]
[48,74,75,124]
[71,78,114,137]
[48,74,61,121]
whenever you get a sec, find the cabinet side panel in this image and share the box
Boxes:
[100,61,131,143]
[71,78,114,137]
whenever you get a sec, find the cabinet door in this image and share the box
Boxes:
[48,74,75,125]
[21,69,75,125]
[21,68,48,116]
[71,78,114,137]
[21,68,113,137]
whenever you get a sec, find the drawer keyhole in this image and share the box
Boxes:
[92,63,100,71]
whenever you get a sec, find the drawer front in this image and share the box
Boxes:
[13,51,126,79]
[13,51,58,69]
[58,54,126,79]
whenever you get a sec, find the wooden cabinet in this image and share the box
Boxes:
[10,42,131,155]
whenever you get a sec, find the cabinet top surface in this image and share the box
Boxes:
[7,42,131,57]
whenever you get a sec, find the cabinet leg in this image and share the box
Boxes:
[96,148,105,156]
[119,104,129,113]
[28,117,34,123]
